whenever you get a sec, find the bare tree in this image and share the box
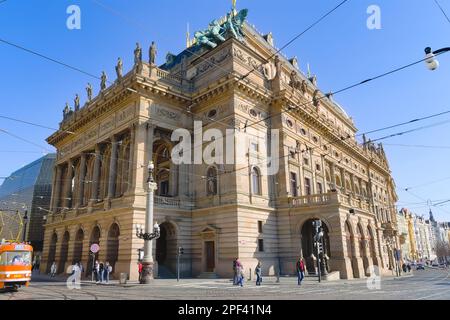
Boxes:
[435,240,450,264]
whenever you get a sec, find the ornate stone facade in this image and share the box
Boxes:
[41,13,399,280]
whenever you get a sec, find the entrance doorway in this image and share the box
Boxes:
[156,222,177,278]
[301,219,330,274]
[205,241,215,272]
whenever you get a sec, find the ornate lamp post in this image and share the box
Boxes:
[135,161,160,284]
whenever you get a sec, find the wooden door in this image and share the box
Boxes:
[205,241,215,272]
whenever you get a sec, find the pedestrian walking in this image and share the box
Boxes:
[232,258,238,285]
[94,260,100,283]
[50,261,57,277]
[255,262,262,286]
[105,261,112,283]
[99,262,105,283]
[296,257,305,286]
[237,262,245,287]
[138,262,143,283]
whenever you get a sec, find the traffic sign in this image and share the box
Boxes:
[90,243,100,253]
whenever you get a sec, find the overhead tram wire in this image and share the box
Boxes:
[403,189,450,215]
[90,0,350,92]
[0,115,74,134]
[2,5,450,174]
[383,143,450,150]
[0,128,53,153]
[242,50,450,131]
[219,111,450,177]
[239,0,351,81]
[433,0,450,25]
[3,3,446,150]
[404,176,450,191]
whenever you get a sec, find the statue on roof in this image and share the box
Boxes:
[63,102,72,120]
[193,8,248,49]
[149,41,157,65]
[74,94,80,111]
[100,71,108,91]
[115,57,123,80]
[134,42,142,65]
[86,83,93,102]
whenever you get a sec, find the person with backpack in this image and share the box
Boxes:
[296,257,305,286]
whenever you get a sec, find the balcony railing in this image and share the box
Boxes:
[154,196,180,208]
[289,191,372,213]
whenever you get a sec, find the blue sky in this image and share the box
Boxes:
[0,0,449,220]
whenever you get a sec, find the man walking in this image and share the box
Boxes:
[232,258,238,285]
[255,262,262,286]
[296,257,305,286]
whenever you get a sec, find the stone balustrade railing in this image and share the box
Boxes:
[154,196,180,208]
[290,191,372,213]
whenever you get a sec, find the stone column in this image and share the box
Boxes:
[321,155,327,193]
[76,154,87,208]
[330,162,336,190]
[49,166,57,212]
[169,161,178,196]
[66,227,76,265]
[107,136,119,200]
[310,149,317,194]
[90,145,101,204]
[341,169,347,193]
[52,165,63,213]
[146,124,155,173]
[63,159,74,209]
[126,125,136,194]
[349,173,356,195]
[298,147,305,196]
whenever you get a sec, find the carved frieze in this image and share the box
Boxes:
[116,105,135,127]
[195,48,231,78]
[99,115,116,139]
[151,104,181,122]
[232,47,264,74]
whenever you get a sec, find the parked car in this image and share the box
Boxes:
[416,264,425,270]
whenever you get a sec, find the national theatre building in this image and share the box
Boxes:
[41,6,400,280]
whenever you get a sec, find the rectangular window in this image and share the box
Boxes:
[290,172,298,197]
[305,178,311,195]
[303,158,309,166]
[258,221,263,234]
[317,182,323,194]
[250,142,258,152]
[258,239,264,252]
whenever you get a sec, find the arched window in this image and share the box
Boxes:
[206,167,218,196]
[251,167,261,195]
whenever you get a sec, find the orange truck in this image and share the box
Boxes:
[0,242,33,290]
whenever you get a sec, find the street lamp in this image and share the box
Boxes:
[135,161,160,284]
[424,47,450,71]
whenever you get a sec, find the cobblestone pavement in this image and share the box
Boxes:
[1,267,449,300]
